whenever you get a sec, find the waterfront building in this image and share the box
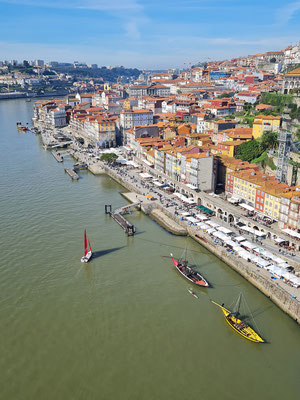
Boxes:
[225,166,292,221]
[282,67,300,94]
[278,188,300,231]
[252,114,281,139]
[33,99,70,128]
[189,154,216,191]
[120,109,153,130]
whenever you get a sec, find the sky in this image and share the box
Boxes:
[0,0,299,69]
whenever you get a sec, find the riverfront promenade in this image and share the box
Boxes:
[38,128,300,322]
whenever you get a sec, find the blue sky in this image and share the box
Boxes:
[0,0,299,69]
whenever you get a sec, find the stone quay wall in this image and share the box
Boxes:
[102,166,300,324]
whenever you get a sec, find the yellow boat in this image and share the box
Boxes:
[212,297,264,343]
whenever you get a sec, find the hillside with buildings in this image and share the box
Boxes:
[32,41,300,241]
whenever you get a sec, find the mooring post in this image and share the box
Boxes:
[105,204,112,214]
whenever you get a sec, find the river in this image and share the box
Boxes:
[0,99,299,400]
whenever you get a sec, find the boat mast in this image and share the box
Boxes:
[236,293,242,314]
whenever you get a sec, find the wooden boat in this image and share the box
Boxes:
[170,252,209,287]
[81,229,93,263]
[212,294,264,343]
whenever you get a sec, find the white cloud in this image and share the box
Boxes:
[275,1,300,25]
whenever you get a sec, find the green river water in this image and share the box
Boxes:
[0,99,299,400]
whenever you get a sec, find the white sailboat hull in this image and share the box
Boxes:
[81,251,92,263]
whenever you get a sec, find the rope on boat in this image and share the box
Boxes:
[243,295,263,339]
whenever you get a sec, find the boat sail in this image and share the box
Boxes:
[212,294,264,343]
[170,248,210,287]
[81,229,93,263]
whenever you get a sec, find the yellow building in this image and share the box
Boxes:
[252,114,281,139]
[96,117,115,133]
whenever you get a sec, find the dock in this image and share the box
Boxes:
[65,168,79,180]
[52,151,63,163]
[111,213,136,236]
[73,163,87,171]
[105,203,140,236]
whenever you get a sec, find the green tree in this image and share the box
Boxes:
[100,153,118,163]
[235,140,262,162]
[261,131,279,151]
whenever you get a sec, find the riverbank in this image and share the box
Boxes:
[37,129,300,323]
[99,163,300,323]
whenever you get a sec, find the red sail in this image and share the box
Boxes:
[84,229,88,256]
[88,238,92,253]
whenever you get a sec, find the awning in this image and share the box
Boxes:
[274,237,286,244]
[254,230,266,237]
[140,172,153,179]
[234,236,246,243]
[240,225,266,237]
[196,213,209,221]
[186,183,197,190]
[198,205,214,214]
[252,257,270,268]
[197,222,210,229]
[228,196,240,204]
[212,231,229,241]
[206,228,216,234]
[143,159,154,167]
[186,216,198,224]
[180,211,191,216]
[127,160,139,168]
[185,198,196,204]
[153,180,163,187]
[217,226,233,235]
[237,250,253,260]
[232,245,243,252]
[240,203,255,212]
[282,228,300,239]
[224,239,236,247]
[241,241,256,250]
[206,221,220,228]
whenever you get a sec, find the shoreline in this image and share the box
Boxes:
[101,163,300,324]
[37,129,300,324]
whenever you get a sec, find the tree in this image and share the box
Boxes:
[235,140,262,162]
[261,131,279,151]
[100,153,118,163]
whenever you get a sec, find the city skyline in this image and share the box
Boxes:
[0,0,299,68]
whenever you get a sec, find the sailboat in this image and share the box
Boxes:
[81,229,93,263]
[170,249,210,287]
[212,294,264,343]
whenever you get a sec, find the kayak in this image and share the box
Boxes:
[188,288,198,298]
